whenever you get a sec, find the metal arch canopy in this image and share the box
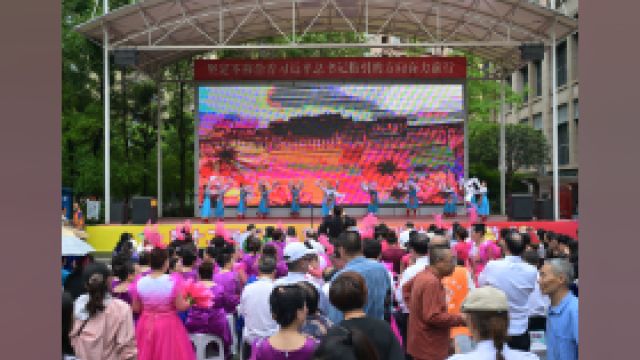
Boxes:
[76,0,577,75]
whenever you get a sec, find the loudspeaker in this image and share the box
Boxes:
[113,50,138,67]
[110,201,127,224]
[536,199,554,220]
[508,194,534,220]
[519,43,545,61]
[132,197,157,224]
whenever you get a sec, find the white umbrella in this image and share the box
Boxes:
[62,229,95,256]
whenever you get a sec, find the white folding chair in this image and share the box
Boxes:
[189,333,225,360]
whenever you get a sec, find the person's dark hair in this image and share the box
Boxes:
[362,239,382,259]
[500,228,512,241]
[247,224,256,232]
[409,233,430,255]
[272,228,285,242]
[537,228,547,241]
[114,232,133,254]
[329,271,367,312]
[297,281,320,315]
[344,216,357,228]
[265,226,275,239]
[385,231,398,245]
[262,244,278,258]
[323,267,338,282]
[433,228,446,236]
[520,232,531,247]
[112,257,135,282]
[181,248,197,267]
[546,231,558,242]
[405,222,414,229]
[212,235,226,248]
[138,251,150,266]
[270,284,306,327]
[455,227,469,241]
[504,232,526,256]
[312,327,379,360]
[467,311,509,360]
[149,247,169,270]
[198,260,214,280]
[246,236,262,254]
[168,257,179,273]
[337,231,362,256]
[427,224,438,233]
[522,249,541,269]
[472,223,486,235]
[215,243,236,268]
[374,224,388,241]
[333,205,343,217]
[62,292,74,355]
[82,262,112,318]
[287,226,297,237]
[258,255,278,274]
[205,246,217,260]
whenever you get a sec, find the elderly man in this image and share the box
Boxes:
[403,244,466,360]
[539,258,578,360]
[478,231,538,351]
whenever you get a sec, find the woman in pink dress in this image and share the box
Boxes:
[130,247,196,360]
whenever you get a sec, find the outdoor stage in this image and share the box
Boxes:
[84,214,578,252]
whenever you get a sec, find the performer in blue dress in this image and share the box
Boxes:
[289,180,303,218]
[443,185,458,217]
[200,179,213,223]
[257,181,271,219]
[237,183,251,219]
[361,181,379,215]
[317,180,343,217]
[405,177,420,217]
[214,181,231,220]
[477,181,490,220]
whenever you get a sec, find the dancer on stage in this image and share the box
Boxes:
[237,183,251,219]
[443,185,458,217]
[214,179,232,221]
[361,181,379,215]
[289,180,303,218]
[257,180,272,219]
[404,177,420,217]
[200,178,214,223]
[317,180,343,217]
[477,181,490,221]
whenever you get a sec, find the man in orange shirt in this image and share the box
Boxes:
[443,263,475,354]
[403,244,466,360]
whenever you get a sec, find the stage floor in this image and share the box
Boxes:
[85,214,578,253]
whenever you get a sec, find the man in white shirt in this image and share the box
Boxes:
[394,232,431,352]
[237,224,256,251]
[478,232,538,351]
[399,222,415,248]
[238,256,279,360]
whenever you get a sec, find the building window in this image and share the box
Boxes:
[574,100,579,119]
[521,66,529,102]
[520,118,529,125]
[533,113,543,130]
[572,33,579,81]
[506,75,512,111]
[558,104,569,165]
[535,60,543,97]
[556,41,567,87]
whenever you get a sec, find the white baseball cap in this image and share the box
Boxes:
[283,242,316,263]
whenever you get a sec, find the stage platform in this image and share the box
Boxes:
[84,214,578,252]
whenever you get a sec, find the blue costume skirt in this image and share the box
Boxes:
[237,197,247,215]
[478,194,490,216]
[215,198,225,218]
[443,194,457,214]
[258,196,269,214]
[406,191,419,209]
[201,197,211,218]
